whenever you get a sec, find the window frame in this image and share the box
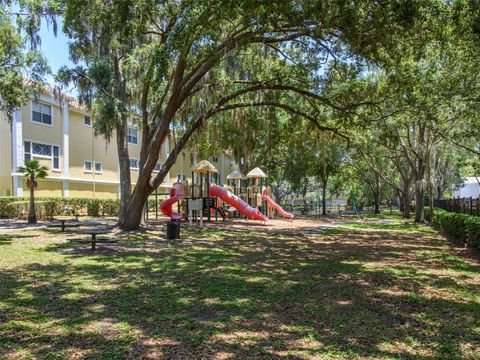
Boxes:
[127,127,138,145]
[153,163,161,172]
[94,161,103,174]
[52,146,60,171]
[129,158,139,170]
[24,140,60,171]
[83,115,92,127]
[84,160,93,173]
[24,141,31,162]
[31,101,53,127]
[31,143,52,158]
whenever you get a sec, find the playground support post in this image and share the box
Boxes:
[214,172,218,222]
[206,173,211,222]
[260,178,263,216]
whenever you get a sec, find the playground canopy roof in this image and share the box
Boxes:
[247,167,267,178]
[192,160,218,173]
[227,167,247,180]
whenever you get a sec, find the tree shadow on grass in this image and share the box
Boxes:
[0,229,479,359]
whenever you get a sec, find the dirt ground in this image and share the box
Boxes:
[146,215,339,233]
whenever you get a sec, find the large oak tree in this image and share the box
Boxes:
[58,0,426,229]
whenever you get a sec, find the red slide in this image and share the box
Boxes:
[160,182,185,221]
[262,186,294,219]
[209,184,268,221]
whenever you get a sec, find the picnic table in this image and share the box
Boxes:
[69,229,117,250]
[48,216,81,231]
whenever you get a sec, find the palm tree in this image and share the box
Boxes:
[17,160,48,224]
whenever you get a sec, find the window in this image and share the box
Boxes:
[127,128,138,144]
[52,146,59,170]
[24,141,60,170]
[24,141,31,162]
[94,162,102,173]
[211,156,218,163]
[83,115,92,127]
[153,163,161,172]
[32,101,52,125]
[84,160,92,172]
[129,159,139,170]
[32,143,52,157]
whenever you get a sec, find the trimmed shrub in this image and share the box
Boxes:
[100,199,120,216]
[0,197,18,218]
[0,196,121,219]
[427,208,480,250]
[87,199,101,217]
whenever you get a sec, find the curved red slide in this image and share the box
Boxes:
[209,184,268,221]
[160,182,185,221]
[262,186,294,219]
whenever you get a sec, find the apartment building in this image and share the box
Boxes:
[0,90,234,198]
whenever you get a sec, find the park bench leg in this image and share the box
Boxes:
[92,234,96,250]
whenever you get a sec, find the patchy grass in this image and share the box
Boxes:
[0,219,479,359]
[338,219,436,234]
[339,210,405,220]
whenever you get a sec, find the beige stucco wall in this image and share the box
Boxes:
[68,110,119,183]
[21,99,64,179]
[28,179,63,197]
[69,182,118,199]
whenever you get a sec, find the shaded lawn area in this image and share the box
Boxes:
[0,219,479,359]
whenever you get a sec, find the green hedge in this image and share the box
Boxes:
[0,197,120,219]
[426,208,480,250]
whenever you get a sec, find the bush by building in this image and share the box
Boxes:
[0,197,120,219]
[426,208,480,250]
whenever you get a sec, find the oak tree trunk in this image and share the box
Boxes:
[374,191,380,214]
[403,189,411,219]
[122,188,150,230]
[273,183,284,205]
[116,121,132,225]
[402,180,411,219]
[322,183,327,216]
[414,179,425,223]
[302,179,308,214]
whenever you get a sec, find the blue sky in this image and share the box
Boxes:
[37,17,77,95]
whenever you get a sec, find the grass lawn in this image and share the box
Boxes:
[0,217,479,359]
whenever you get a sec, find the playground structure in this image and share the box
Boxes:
[159,182,185,220]
[247,167,267,214]
[158,160,294,224]
[262,186,295,219]
[226,166,247,197]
